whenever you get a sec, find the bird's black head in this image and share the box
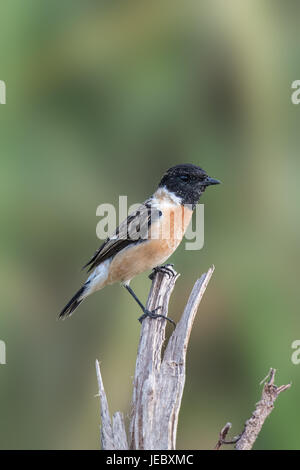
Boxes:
[158,164,220,207]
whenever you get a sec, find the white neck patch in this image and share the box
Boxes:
[152,186,182,206]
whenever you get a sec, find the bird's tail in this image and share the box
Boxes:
[59,285,87,319]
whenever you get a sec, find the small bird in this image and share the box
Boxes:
[59,164,220,324]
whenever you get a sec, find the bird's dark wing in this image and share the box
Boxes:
[82,199,161,273]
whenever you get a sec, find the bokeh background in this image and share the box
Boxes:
[1,0,300,450]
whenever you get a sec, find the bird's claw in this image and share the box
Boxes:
[149,264,175,280]
[138,307,176,329]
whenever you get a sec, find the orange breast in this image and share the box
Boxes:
[106,203,193,284]
[150,204,193,250]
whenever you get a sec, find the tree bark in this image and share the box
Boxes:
[96,265,215,450]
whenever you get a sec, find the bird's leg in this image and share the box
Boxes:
[148,263,175,280]
[123,284,176,328]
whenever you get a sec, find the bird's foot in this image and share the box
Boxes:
[149,264,175,280]
[138,306,176,328]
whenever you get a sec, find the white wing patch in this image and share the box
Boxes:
[86,258,112,295]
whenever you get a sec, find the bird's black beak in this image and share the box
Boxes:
[203,176,221,186]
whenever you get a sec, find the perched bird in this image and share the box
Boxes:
[59,164,220,324]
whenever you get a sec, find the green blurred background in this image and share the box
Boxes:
[1,0,299,450]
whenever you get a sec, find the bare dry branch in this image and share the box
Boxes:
[95,359,128,450]
[235,368,291,450]
[96,265,215,450]
[215,368,291,450]
[214,422,240,450]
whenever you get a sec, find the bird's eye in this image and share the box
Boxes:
[179,175,189,182]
